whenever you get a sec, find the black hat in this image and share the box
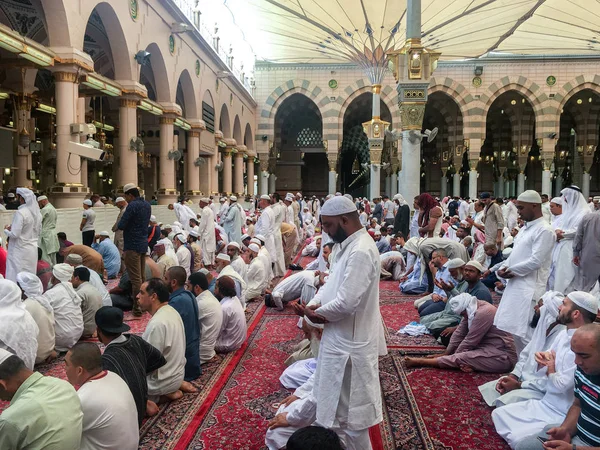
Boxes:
[479,192,491,199]
[95,306,131,334]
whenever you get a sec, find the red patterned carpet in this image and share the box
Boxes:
[1,252,511,449]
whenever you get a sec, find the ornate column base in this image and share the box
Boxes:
[49,183,89,208]
[157,188,179,205]
[468,170,478,200]
[184,190,203,203]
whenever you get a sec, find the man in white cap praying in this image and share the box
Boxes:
[80,199,96,247]
[42,263,84,352]
[173,234,192,278]
[169,198,197,233]
[0,349,83,449]
[494,190,556,355]
[216,253,247,309]
[4,187,41,282]
[198,198,216,268]
[492,291,598,449]
[246,243,268,301]
[255,195,279,273]
[227,241,247,281]
[37,195,59,265]
[221,195,244,245]
[111,196,127,253]
[294,195,386,450]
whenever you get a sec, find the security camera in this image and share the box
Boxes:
[70,123,96,135]
[68,141,106,161]
[548,132,557,139]
[171,22,190,33]
[134,50,151,66]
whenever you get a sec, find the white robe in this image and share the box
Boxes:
[175,245,191,278]
[230,256,248,283]
[493,217,555,351]
[246,256,267,299]
[280,358,317,389]
[492,328,577,448]
[222,203,244,245]
[272,270,318,305]
[271,202,287,277]
[198,206,216,265]
[39,203,60,265]
[309,228,386,431]
[44,282,84,352]
[218,265,247,309]
[173,203,197,232]
[255,206,277,267]
[5,205,38,282]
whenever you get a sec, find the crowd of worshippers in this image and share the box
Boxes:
[0,183,341,448]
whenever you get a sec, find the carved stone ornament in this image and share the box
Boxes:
[327,157,337,172]
[259,159,269,172]
[370,148,383,165]
[399,103,426,131]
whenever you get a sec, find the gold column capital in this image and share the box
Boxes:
[54,71,78,83]
[188,131,201,138]
[372,84,382,95]
[119,98,139,109]
[159,117,175,125]
[399,103,426,131]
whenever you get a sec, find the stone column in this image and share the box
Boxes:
[505,178,511,197]
[363,85,388,200]
[582,173,591,199]
[184,126,203,201]
[246,156,255,196]
[76,97,88,189]
[453,173,461,197]
[467,139,481,200]
[440,167,448,198]
[540,137,556,196]
[327,153,337,195]
[221,147,233,195]
[259,154,269,195]
[581,145,597,199]
[51,71,88,207]
[391,171,398,197]
[14,95,33,188]
[269,173,277,193]
[117,98,139,190]
[158,116,177,204]
[233,145,246,195]
[555,175,563,196]
[517,172,526,195]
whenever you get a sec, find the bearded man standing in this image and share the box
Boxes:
[298,196,386,450]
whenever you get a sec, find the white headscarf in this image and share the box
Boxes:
[157,237,177,262]
[449,293,478,328]
[53,263,74,283]
[16,187,42,236]
[560,186,590,231]
[526,291,564,354]
[394,194,408,206]
[16,272,52,313]
[0,279,39,370]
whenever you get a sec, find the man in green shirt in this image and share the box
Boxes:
[0,349,83,449]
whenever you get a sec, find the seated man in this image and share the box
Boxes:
[0,279,39,370]
[301,236,321,257]
[492,291,598,449]
[406,293,517,373]
[65,254,111,307]
[43,264,84,352]
[280,317,322,389]
[0,350,83,449]
[138,278,189,403]
[265,270,322,311]
[227,242,247,281]
[215,276,247,353]
[71,267,103,338]
[57,231,74,264]
[91,232,121,279]
[246,243,268,301]
[109,264,153,311]
[414,249,454,315]
[375,231,392,254]
[36,247,52,291]
[61,244,104,277]
[399,237,429,295]
[173,234,192,279]
[17,272,57,364]
[304,243,333,271]
[188,272,223,364]
[512,323,600,450]
[478,291,565,407]
[216,253,247,309]
[481,243,505,288]
[64,343,139,450]
[165,267,201,383]
[96,306,166,424]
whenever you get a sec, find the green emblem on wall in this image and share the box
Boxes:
[169,35,175,54]
[546,75,556,86]
[328,79,338,89]
[195,60,201,77]
[472,76,482,87]
[130,0,138,21]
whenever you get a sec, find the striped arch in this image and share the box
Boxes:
[426,91,464,146]
[551,76,600,134]
[428,77,472,119]
[474,78,547,140]
[258,80,329,140]
[335,79,400,139]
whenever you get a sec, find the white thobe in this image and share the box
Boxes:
[285,204,295,225]
[198,206,216,265]
[493,217,555,352]
[196,290,223,363]
[222,203,244,245]
[255,207,277,266]
[219,201,230,223]
[43,283,84,352]
[302,242,320,257]
[4,205,38,282]
[458,200,469,220]
[210,202,220,217]
[173,203,197,232]
[143,305,186,397]
[309,228,386,432]
[24,298,56,364]
[259,246,274,282]
[548,220,583,294]
[230,256,248,283]
[505,202,518,230]
[272,270,318,305]
[215,296,247,353]
[175,245,191,278]
[542,202,552,223]
[280,358,317,389]
[79,265,111,306]
[271,203,287,277]
[246,257,268,299]
[218,265,247,308]
[409,211,420,239]
[492,328,577,448]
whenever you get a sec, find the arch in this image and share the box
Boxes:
[337,79,399,132]
[428,77,472,120]
[219,104,231,138]
[175,69,199,119]
[552,77,600,132]
[40,0,72,46]
[202,90,214,108]
[78,2,134,80]
[244,123,254,151]
[233,115,242,143]
[258,79,330,140]
[140,42,171,103]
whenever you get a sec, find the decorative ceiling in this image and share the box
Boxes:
[222,0,600,64]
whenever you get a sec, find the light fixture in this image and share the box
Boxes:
[577,99,583,105]
[510,100,516,105]
[93,121,114,132]
[138,100,163,116]
[80,74,122,97]
[98,171,103,177]
[4,168,10,175]
[36,103,56,114]
[19,45,53,66]
[174,117,191,131]
[0,92,9,100]
[0,30,24,52]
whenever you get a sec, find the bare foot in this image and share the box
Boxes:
[45,350,58,364]
[180,381,198,393]
[404,357,417,368]
[460,365,474,373]
[163,390,183,402]
[146,400,159,417]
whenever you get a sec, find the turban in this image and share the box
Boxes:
[65,254,83,265]
[321,196,357,216]
[568,291,599,314]
[449,293,478,328]
[53,263,74,282]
